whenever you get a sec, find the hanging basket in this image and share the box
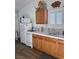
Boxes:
[51,1,61,8]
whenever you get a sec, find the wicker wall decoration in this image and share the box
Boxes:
[51,1,61,8]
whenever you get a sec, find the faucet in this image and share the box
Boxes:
[41,27,44,32]
[62,31,64,35]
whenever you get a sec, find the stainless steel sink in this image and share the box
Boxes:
[47,33,64,38]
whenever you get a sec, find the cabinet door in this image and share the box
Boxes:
[57,40,64,59]
[32,35,38,49]
[36,10,41,24]
[47,38,57,56]
[36,9,44,24]
[40,10,44,24]
[32,35,43,50]
[41,37,49,54]
[44,10,48,24]
[37,36,43,51]
[36,9,48,24]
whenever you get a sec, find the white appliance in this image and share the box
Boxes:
[20,23,26,44]
[25,32,32,47]
[20,18,32,48]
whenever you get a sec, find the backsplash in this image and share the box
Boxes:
[32,24,64,35]
[33,24,64,29]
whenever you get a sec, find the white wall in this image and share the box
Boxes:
[18,0,64,23]
[18,0,64,29]
[18,0,36,24]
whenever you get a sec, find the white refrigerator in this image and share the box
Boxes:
[20,18,32,48]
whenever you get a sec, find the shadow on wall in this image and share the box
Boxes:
[15,31,19,40]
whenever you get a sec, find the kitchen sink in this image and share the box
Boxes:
[47,33,64,38]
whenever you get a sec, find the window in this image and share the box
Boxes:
[48,12,63,24]
[56,12,63,24]
[48,13,55,24]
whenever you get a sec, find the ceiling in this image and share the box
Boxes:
[15,0,42,14]
[15,0,64,14]
[15,0,32,14]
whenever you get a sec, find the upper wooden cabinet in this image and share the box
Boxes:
[36,8,48,24]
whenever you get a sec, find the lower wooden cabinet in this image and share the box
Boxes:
[32,35,38,49]
[56,39,64,59]
[32,35,43,50]
[32,34,64,59]
[37,35,43,51]
[41,37,49,54]
[47,38,57,57]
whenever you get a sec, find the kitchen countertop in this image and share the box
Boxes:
[32,32,64,40]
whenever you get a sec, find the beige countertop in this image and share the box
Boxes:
[32,32,64,40]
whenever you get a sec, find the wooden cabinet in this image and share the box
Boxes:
[32,34,64,59]
[32,35,43,51]
[56,39,64,59]
[41,37,49,54]
[36,8,48,24]
[41,37,57,56]
[47,38,57,57]
[37,35,43,51]
[32,34,57,56]
[32,35,38,49]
